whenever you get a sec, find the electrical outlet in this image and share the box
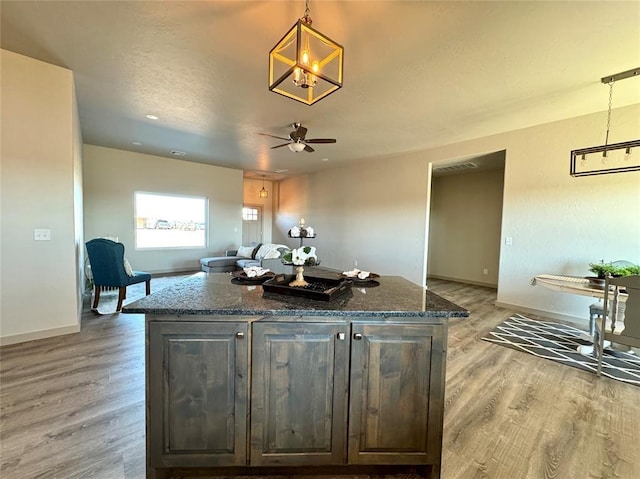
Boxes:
[34,228,51,241]
[505,236,513,246]
[483,268,489,275]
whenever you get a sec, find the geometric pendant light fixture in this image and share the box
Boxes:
[259,175,269,199]
[570,67,640,177]
[269,0,344,105]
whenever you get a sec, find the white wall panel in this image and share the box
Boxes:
[1,50,80,343]
[82,145,243,274]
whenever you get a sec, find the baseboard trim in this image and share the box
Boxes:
[0,325,81,347]
[428,274,497,289]
[494,301,585,327]
[149,268,200,277]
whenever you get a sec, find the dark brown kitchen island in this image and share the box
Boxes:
[123,272,468,479]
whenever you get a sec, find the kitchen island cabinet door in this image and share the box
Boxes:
[147,321,249,468]
[348,322,446,467]
[250,321,349,466]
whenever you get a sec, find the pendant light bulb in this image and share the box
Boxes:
[302,50,309,65]
[259,175,269,199]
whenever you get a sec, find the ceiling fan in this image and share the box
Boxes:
[259,123,337,153]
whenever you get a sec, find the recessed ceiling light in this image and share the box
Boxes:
[170,150,186,156]
[274,169,289,173]
[322,158,329,162]
[145,114,159,120]
[132,141,142,146]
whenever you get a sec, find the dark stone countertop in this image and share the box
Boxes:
[122,271,469,319]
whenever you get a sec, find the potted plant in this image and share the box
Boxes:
[587,261,640,288]
[613,264,640,276]
[588,262,617,280]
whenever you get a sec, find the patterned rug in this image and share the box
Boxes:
[482,314,640,387]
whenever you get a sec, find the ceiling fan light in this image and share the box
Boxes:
[288,142,306,152]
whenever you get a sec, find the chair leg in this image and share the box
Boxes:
[116,287,126,312]
[92,285,101,309]
[145,279,151,296]
[595,320,605,377]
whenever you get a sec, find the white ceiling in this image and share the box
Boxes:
[1,1,639,179]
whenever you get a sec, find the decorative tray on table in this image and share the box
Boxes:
[262,274,352,301]
[231,271,275,285]
[339,272,381,287]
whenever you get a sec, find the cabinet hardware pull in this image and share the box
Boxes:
[353,333,363,340]
[236,332,245,339]
[337,332,345,340]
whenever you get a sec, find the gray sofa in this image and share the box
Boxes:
[200,243,290,273]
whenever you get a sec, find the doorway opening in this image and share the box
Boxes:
[426,150,506,289]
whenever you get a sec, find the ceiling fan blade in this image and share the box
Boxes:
[304,144,315,153]
[259,133,290,141]
[291,125,307,140]
[270,143,290,149]
[304,138,337,144]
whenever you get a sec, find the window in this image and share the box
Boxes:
[135,192,207,249]
[242,207,259,221]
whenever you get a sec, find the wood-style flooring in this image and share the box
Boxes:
[1,276,639,479]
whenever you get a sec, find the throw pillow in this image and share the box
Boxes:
[263,244,288,259]
[123,258,135,277]
[237,245,254,258]
[255,244,273,260]
[251,243,263,259]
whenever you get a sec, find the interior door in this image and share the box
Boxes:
[242,205,262,245]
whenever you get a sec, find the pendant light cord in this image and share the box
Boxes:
[302,0,312,24]
[604,80,614,149]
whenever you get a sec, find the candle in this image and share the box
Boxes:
[299,217,305,227]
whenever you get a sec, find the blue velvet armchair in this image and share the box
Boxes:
[85,238,151,312]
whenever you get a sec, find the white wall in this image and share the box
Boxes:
[1,50,81,345]
[275,159,429,282]
[83,145,243,274]
[274,104,640,322]
[429,167,504,287]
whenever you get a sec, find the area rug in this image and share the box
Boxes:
[482,314,640,387]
